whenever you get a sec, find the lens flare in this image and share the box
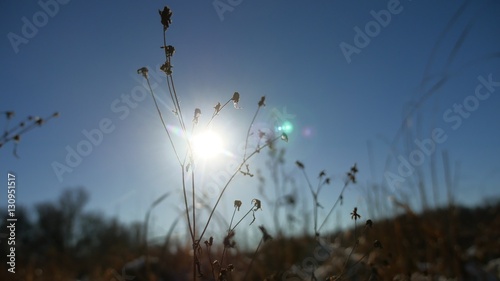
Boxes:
[191,130,224,159]
[276,121,294,134]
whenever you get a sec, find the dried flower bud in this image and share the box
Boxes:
[366,219,373,228]
[295,161,304,169]
[219,268,227,278]
[214,102,221,114]
[193,108,201,124]
[159,6,172,31]
[259,225,273,242]
[350,207,361,220]
[223,231,236,248]
[137,67,149,78]
[234,200,242,211]
[232,92,240,108]
[281,132,288,142]
[258,96,266,107]
[165,45,175,57]
[160,61,173,75]
[252,199,262,210]
[347,163,358,183]
[351,163,358,174]
[347,172,356,184]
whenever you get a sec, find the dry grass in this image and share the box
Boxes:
[1,194,499,280]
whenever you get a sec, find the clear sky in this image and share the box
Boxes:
[1,0,499,240]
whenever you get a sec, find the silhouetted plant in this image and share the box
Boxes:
[137,6,287,280]
[0,111,59,157]
[295,161,357,237]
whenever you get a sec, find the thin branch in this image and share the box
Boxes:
[144,77,182,165]
[318,181,350,232]
[243,238,263,281]
[197,135,281,245]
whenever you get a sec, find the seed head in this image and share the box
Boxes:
[232,92,240,108]
[347,163,358,184]
[366,219,373,228]
[258,225,273,242]
[193,108,201,124]
[258,96,266,107]
[214,102,221,114]
[159,6,172,31]
[234,200,242,211]
[350,207,361,220]
[281,132,288,142]
[164,45,175,57]
[137,67,149,78]
[252,198,262,211]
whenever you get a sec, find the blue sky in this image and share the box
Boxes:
[1,0,499,240]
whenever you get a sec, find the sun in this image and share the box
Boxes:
[191,130,224,159]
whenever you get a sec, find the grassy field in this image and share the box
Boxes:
[1,186,499,280]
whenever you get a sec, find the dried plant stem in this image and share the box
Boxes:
[229,206,254,232]
[348,249,370,269]
[242,107,261,161]
[207,98,232,127]
[228,207,238,232]
[144,77,181,165]
[163,31,187,134]
[162,30,201,280]
[300,169,319,235]
[243,237,263,281]
[220,206,243,267]
[335,220,359,281]
[318,181,350,232]
[205,243,216,280]
[197,105,269,243]
[181,168,195,241]
[197,135,280,246]
[191,169,196,241]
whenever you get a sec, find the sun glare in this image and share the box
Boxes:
[191,130,224,159]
